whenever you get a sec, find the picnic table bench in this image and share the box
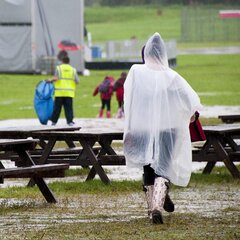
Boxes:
[0,139,69,203]
[218,114,240,124]
[7,146,102,165]
[192,124,240,178]
[0,164,68,180]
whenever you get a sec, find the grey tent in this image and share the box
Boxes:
[0,0,85,73]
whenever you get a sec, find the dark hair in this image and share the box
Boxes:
[121,72,127,78]
[57,50,68,61]
[62,56,70,64]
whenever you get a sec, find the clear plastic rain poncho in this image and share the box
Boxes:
[123,32,202,187]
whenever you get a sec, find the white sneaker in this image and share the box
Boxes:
[68,122,75,126]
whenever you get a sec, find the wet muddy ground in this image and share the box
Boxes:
[0,183,239,239]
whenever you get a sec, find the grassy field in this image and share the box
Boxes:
[85,4,240,44]
[1,4,239,120]
[0,54,239,120]
[85,5,181,42]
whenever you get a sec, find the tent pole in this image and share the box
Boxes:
[79,0,85,73]
[31,0,37,72]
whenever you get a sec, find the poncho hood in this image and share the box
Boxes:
[144,32,169,70]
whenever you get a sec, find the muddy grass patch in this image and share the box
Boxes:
[0,178,239,239]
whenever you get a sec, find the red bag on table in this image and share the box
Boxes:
[189,112,206,142]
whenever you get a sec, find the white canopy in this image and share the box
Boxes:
[0,0,84,73]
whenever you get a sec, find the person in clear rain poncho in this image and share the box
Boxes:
[123,32,202,224]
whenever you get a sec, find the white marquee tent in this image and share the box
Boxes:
[0,0,85,73]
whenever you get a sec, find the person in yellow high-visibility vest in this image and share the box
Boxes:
[48,56,79,126]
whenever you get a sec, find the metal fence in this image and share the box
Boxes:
[93,39,177,62]
[181,7,240,42]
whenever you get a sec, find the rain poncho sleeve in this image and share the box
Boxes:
[123,32,202,187]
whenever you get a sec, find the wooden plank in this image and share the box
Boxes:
[192,152,220,162]
[1,169,66,178]
[98,155,126,165]
[0,139,39,150]
[28,146,101,155]
[218,115,240,124]
[0,163,69,178]
[31,131,124,140]
[203,124,240,134]
[229,151,240,162]
[0,126,81,136]
[42,159,85,165]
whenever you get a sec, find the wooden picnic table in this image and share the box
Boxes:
[30,130,125,184]
[0,125,81,148]
[0,139,69,203]
[192,124,240,178]
[218,114,240,124]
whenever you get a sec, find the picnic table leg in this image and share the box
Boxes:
[38,139,47,149]
[79,139,110,184]
[27,138,57,187]
[38,138,57,164]
[0,162,4,183]
[15,148,35,166]
[85,138,116,182]
[211,136,240,178]
[196,138,217,174]
[224,136,240,151]
[202,162,216,174]
[33,176,57,203]
[15,148,58,202]
[65,140,76,148]
[99,138,116,155]
[78,138,97,178]
[0,161,4,169]
[86,167,97,181]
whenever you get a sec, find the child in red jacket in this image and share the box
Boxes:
[113,72,127,118]
[93,76,114,118]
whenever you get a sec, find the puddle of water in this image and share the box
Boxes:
[198,92,240,96]
[18,106,33,110]
[0,100,17,105]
